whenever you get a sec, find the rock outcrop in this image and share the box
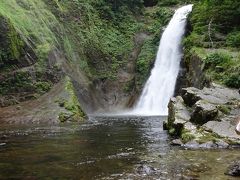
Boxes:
[166,83,240,148]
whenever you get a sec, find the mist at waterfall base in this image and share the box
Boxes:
[131,4,193,116]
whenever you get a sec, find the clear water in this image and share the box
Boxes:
[0,116,239,179]
[134,5,193,116]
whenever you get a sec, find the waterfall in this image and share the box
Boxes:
[133,5,193,116]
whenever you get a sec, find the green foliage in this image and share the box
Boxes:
[190,0,240,34]
[0,15,25,69]
[94,0,144,17]
[0,0,59,59]
[197,132,218,144]
[184,0,240,50]
[145,7,173,34]
[224,73,240,88]
[0,71,34,95]
[183,32,204,49]
[226,31,240,48]
[0,70,53,96]
[57,77,85,122]
[185,0,240,89]
[169,128,176,135]
[34,81,52,94]
[181,130,195,143]
[136,39,156,86]
[58,112,72,123]
[158,0,181,6]
[217,105,231,115]
[202,51,240,88]
[64,77,85,119]
[135,6,173,87]
[204,52,231,68]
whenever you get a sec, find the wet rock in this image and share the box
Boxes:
[136,164,157,175]
[225,160,240,177]
[203,121,240,143]
[169,84,240,148]
[58,112,74,122]
[171,139,183,146]
[190,100,218,125]
[182,85,240,107]
[215,140,229,148]
[184,122,197,132]
[235,117,240,135]
[199,141,216,149]
[183,140,199,149]
[167,96,191,135]
[182,87,201,107]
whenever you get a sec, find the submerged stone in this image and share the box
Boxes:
[225,160,240,177]
[215,140,229,149]
[199,141,216,149]
[183,140,199,149]
[136,164,157,175]
[171,139,183,146]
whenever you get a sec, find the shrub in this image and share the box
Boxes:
[224,73,240,88]
[226,31,240,48]
[204,52,231,69]
[34,81,52,94]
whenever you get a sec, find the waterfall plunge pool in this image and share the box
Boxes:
[0,116,238,179]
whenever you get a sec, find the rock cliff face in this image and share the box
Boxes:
[0,0,174,123]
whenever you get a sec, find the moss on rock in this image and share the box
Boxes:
[57,77,85,122]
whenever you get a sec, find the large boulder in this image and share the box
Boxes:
[168,84,240,147]
[190,100,219,125]
[182,84,240,107]
[203,120,240,143]
[182,87,201,107]
[167,96,191,135]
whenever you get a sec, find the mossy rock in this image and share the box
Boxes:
[57,77,86,123]
[0,15,24,68]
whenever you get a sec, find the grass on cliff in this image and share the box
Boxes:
[0,0,59,59]
[0,0,89,73]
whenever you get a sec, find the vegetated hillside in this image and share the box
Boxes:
[0,0,189,122]
[183,0,240,89]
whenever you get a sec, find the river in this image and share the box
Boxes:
[0,116,238,179]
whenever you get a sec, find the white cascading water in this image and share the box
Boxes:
[133,5,193,116]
